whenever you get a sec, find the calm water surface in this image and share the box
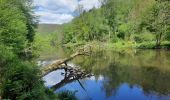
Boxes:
[42,49,170,100]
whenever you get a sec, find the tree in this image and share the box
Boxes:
[141,0,170,47]
[7,0,38,42]
[0,0,28,54]
[103,0,117,41]
[0,0,57,99]
[0,0,38,57]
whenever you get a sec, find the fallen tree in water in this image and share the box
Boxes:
[41,45,92,77]
[51,65,92,90]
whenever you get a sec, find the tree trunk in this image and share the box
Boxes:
[40,45,91,77]
[156,33,162,48]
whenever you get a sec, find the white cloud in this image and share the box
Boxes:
[79,0,101,11]
[36,10,74,24]
[33,0,101,24]
[34,0,77,13]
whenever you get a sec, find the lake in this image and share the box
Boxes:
[42,49,170,100]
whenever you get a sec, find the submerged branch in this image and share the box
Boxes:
[51,65,92,90]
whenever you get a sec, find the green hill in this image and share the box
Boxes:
[37,24,62,34]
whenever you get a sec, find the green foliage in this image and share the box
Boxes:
[0,0,37,56]
[57,90,77,100]
[0,0,59,99]
[62,0,170,49]
[133,33,155,43]
[140,0,170,46]
[63,7,110,43]
[0,46,57,100]
[0,1,27,54]
[136,41,170,49]
[117,24,130,40]
[136,42,156,49]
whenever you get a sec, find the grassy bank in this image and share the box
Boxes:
[63,41,170,51]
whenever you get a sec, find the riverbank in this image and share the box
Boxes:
[63,41,170,50]
[34,32,170,59]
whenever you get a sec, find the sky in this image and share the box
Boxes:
[33,0,101,24]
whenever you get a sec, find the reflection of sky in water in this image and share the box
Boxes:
[43,70,170,100]
[42,62,78,86]
[43,70,65,87]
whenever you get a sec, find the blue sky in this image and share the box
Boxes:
[33,0,101,24]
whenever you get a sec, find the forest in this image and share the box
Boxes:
[60,0,170,49]
[0,0,170,100]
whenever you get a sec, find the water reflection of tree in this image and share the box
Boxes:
[103,64,170,97]
[73,50,170,97]
[51,67,92,91]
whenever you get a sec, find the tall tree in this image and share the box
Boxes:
[141,0,170,47]
[0,0,38,57]
[0,0,57,99]
[103,0,117,41]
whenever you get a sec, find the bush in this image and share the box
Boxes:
[133,35,143,43]
[133,33,155,43]
[137,41,170,49]
[164,33,170,41]
[117,32,125,39]
[137,42,156,49]
[0,46,57,100]
[160,41,170,49]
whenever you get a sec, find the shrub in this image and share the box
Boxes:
[133,33,155,43]
[0,45,57,100]
[137,42,156,49]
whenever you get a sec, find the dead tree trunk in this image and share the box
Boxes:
[41,45,92,77]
